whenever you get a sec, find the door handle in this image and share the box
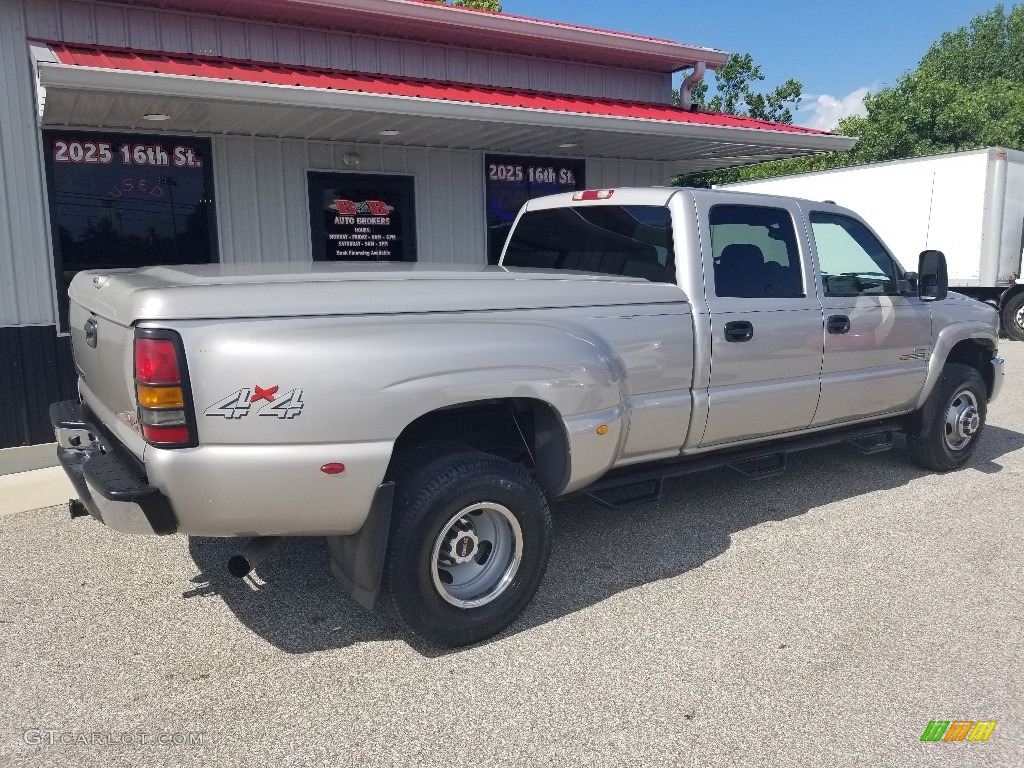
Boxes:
[827,315,851,335]
[724,320,754,342]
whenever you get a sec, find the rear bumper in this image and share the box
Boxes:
[50,400,176,535]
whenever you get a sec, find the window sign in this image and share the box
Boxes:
[308,173,416,262]
[485,154,585,264]
[43,130,218,330]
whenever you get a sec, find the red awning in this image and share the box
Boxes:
[47,43,826,137]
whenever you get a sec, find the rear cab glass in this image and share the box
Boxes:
[501,205,676,283]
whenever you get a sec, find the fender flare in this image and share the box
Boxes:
[914,322,998,410]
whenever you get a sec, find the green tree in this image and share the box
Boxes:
[673,53,803,187]
[733,4,1024,185]
[700,53,802,124]
[425,0,502,11]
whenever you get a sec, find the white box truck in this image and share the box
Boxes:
[721,148,1024,339]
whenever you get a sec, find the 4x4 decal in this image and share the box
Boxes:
[204,386,305,420]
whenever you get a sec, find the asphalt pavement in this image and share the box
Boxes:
[2,346,1022,767]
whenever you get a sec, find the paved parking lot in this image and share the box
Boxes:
[2,346,1023,767]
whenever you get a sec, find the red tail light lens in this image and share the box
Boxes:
[142,424,191,444]
[134,330,196,448]
[135,339,180,383]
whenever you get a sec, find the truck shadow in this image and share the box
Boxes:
[185,424,1024,656]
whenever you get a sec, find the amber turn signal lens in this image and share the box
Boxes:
[137,385,184,408]
[596,424,609,435]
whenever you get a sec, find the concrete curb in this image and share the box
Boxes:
[0,443,58,476]
[0,466,75,518]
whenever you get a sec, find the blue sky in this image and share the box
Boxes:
[503,0,1007,128]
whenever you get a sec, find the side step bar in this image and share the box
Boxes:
[578,421,902,510]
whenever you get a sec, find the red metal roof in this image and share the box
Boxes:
[47,43,826,136]
[396,0,680,46]
[91,0,725,72]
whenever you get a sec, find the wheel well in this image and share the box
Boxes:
[388,399,570,495]
[999,283,1024,310]
[946,339,995,397]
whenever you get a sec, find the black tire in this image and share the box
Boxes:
[907,363,987,472]
[385,450,552,646]
[1001,292,1024,342]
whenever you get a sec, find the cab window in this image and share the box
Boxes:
[709,205,804,298]
[502,205,675,283]
[810,212,899,297]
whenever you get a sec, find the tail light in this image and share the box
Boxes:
[134,329,197,448]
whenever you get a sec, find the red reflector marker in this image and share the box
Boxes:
[142,424,190,444]
[135,339,180,383]
[320,463,346,475]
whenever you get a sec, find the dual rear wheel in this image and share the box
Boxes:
[384,449,552,646]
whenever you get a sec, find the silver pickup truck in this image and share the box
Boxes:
[51,187,1004,646]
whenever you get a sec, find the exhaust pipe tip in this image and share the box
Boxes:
[228,536,281,578]
[227,555,252,578]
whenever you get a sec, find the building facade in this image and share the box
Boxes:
[0,0,853,448]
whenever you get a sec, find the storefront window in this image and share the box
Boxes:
[44,131,218,329]
[485,154,586,264]
[308,173,417,262]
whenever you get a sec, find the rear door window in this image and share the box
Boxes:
[709,205,804,298]
[502,205,675,283]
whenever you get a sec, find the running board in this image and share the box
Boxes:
[575,420,903,509]
[845,431,895,455]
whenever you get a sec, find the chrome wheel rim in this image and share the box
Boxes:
[430,502,523,609]
[944,388,981,451]
[1016,304,1024,332]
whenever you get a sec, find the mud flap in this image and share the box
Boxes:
[326,482,395,610]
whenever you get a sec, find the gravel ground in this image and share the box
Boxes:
[2,347,1023,768]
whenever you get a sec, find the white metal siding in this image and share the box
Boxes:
[212,138,493,265]
[0,0,57,326]
[587,158,669,189]
[210,140,669,266]
[23,0,672,103]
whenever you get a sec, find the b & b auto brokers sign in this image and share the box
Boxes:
[325,198,399,260]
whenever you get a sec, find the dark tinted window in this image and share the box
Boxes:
[44,131,217,329]
[810,212,899,296]
[485,154,586,264]
[502,205,675,282]
[709,205,804,298]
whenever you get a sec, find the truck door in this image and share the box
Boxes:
[697,201,825,446]
[807,210,931,425]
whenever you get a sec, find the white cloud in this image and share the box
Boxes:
[799,86,872,131]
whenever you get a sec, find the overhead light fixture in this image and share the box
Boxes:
[343,153,362,167]
[142,113,171,121]
[558,143,578,149]
[378,130,402,137]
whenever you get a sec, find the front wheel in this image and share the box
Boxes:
[907,363,987,472]
[385,449,552,646]
[1001,292,1024,341]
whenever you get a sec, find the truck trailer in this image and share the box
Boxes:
[721,148,1024,340]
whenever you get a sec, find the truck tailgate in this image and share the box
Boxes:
[67,297,146,461]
